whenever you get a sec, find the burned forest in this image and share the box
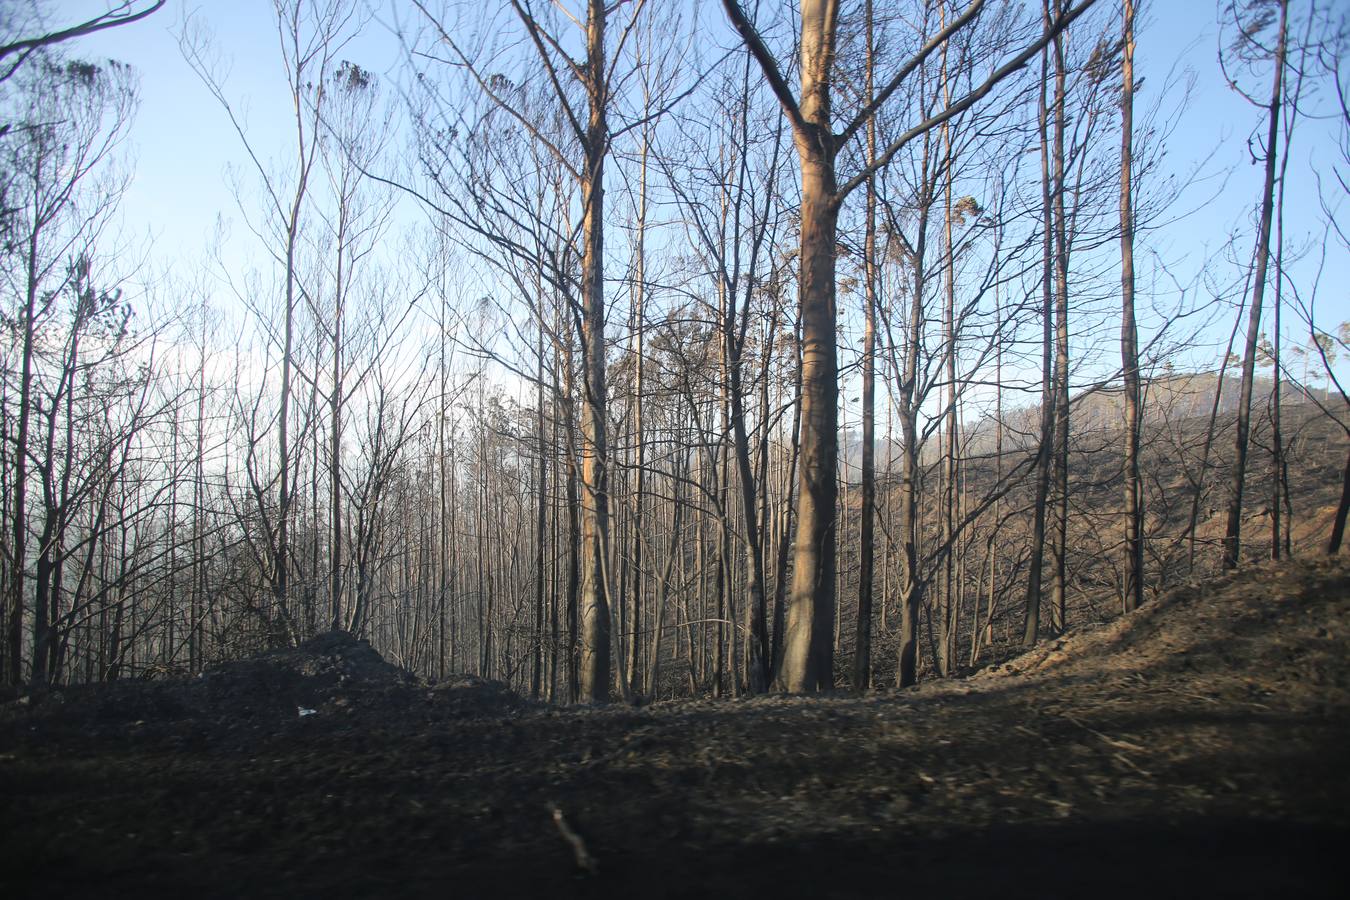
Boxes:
[1,0,1348,897]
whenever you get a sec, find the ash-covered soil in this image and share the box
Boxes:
[2,558,1348,898]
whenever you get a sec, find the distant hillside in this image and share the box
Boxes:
[840,372,1337,473]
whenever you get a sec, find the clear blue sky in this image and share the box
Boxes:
[51,0,412,278]
[46,0,1350,382]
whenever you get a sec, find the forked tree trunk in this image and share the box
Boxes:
[723,0,1095,684]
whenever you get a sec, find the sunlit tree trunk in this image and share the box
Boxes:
[577,0,612,702]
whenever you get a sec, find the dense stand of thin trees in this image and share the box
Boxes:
[0,0,1346,697]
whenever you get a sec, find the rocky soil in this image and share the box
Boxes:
[2,558,1347,898]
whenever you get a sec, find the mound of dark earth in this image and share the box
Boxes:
[2,560,1348,899]
[0,631,523,752]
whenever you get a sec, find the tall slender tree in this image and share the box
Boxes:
[1119,0,1143,612]
[1222,0,1288,571]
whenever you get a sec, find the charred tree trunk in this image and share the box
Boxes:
[1330,448,1350,555]
[853,0,877,693]
[1223,0,1287,571]
[1049,7,1070,636]
[1119,0,1143,613]
[1024,30,1057,648]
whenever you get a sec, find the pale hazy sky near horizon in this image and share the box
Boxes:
[33,0,1350,383]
